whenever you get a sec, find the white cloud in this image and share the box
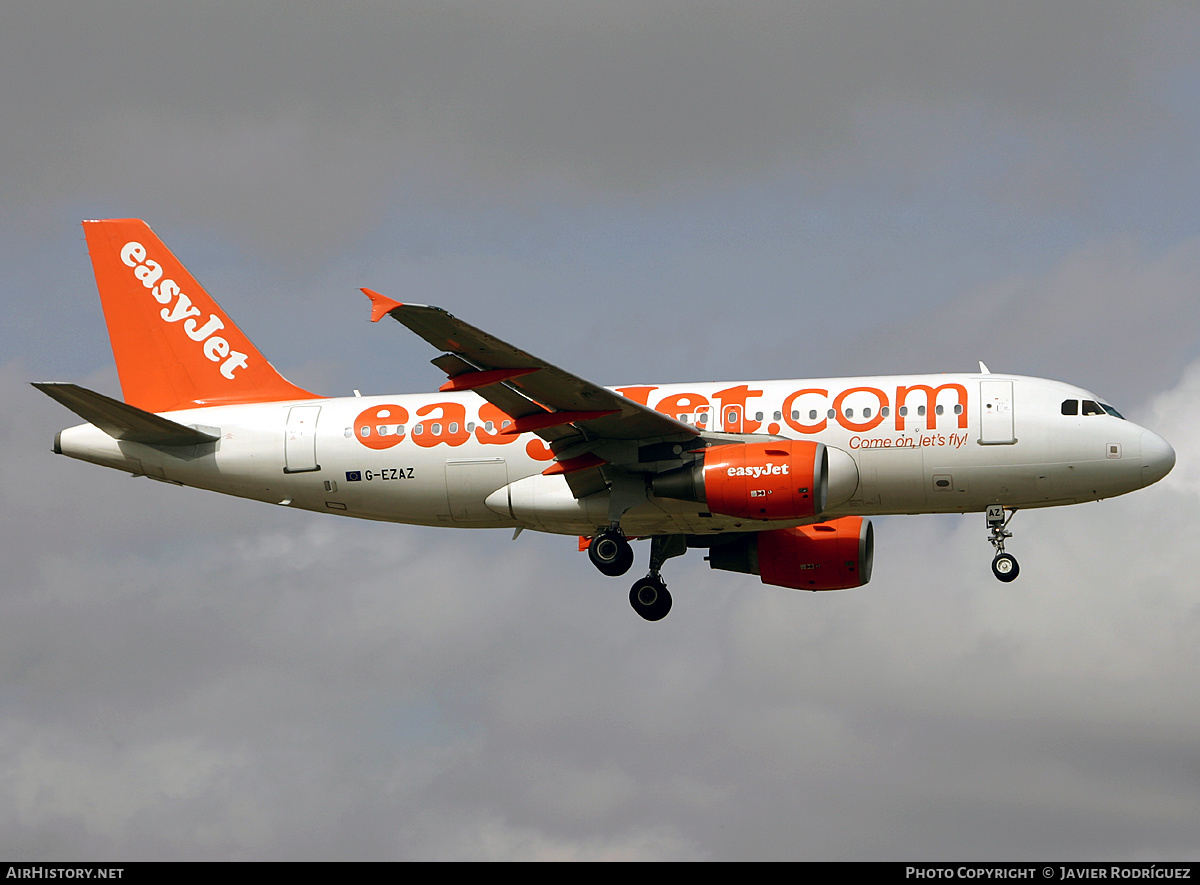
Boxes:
[1142,358,1200,497]
[849,234,1200,404]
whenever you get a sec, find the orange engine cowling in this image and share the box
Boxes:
[706,516,874,591]
[652,440,828,520]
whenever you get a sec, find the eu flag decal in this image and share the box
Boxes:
[345,471,362,482]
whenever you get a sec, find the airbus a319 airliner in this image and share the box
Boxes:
[37,219,1176,620]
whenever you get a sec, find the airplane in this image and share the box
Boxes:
[36,219,1176,621]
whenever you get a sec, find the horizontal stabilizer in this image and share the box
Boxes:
[32,382,220,446]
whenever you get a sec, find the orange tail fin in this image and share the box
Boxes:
[82,219,319,412]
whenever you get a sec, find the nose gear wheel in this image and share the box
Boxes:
[991,552,1019,582]
[985,505,1020,582]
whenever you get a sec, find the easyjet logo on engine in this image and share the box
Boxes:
[120,241,249,380]
[728,462,790,478]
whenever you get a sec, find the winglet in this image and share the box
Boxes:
[362,288,403,323]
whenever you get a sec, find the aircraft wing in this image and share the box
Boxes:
[364,291,704,497]
[365,292,700,445]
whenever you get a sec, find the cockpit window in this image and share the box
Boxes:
[1062,398,1124,419]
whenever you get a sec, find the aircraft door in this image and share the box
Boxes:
[284,405,321,473]
[722,405,744,433]
[979,381,1015,445]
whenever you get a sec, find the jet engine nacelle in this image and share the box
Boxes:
[707,516,874,591]
[654,440,852,521]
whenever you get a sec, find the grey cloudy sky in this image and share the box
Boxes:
[2,2,1199,860]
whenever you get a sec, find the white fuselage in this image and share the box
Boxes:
[55,372,1174,537]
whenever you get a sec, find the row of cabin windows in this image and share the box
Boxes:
[359,401,1115,429]
[352,403,972,436]
[352,419,513,438]
[1061,399,1124,419]
[677,403,964,426]
[789,404,963,421]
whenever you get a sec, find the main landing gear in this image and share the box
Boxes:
[627,535,686,621]
[587,529,685,621]
[588,525,634,577]
[986,504,1020,582]
[628,530,686,618]
[630,575,672,622]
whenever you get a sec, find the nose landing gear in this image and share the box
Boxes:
[986,505,1020,582]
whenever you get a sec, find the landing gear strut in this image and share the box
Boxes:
[628,535,686,621]
[588,525,634,577]
[986,504,1020,582]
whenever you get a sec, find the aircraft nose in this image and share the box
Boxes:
[1140,429,1176,487]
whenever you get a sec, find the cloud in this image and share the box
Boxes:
[1141,358,1200,496]
[2,3,1185,254]
[844,234,1200,403]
